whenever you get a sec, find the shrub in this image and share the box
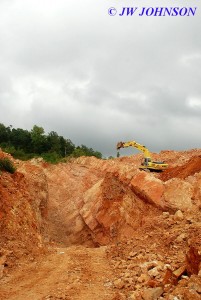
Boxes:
[0,158,16,174]
[41,152,62,164]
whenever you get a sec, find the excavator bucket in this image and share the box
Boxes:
[116,142,124,149]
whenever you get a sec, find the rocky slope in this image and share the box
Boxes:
[0,148,201,299]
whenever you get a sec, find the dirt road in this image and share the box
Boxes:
[0,246,115,300]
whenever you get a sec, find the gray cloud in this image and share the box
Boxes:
[0,0,201,157]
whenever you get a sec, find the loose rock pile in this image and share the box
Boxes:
[107,209,201,299]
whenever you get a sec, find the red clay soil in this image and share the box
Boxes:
[159,155,201,181]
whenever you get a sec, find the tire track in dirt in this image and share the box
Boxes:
[0,246,115,300]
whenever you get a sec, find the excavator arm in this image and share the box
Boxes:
[117,141,151,159]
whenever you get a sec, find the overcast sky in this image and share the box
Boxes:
[0,0,200,157]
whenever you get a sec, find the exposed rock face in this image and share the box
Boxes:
[80,172,160,245]
[0,168,44,261]
[0,148,201,253]
[41,162,102,246]
[163,178,193,211]
[24,160,162,246]
[130,171,165,208]
[187,172,201,208]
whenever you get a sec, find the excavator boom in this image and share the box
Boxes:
[117,141,151,158]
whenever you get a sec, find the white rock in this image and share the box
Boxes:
[174,210,184,221]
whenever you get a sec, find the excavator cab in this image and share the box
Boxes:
[143,157,151,166]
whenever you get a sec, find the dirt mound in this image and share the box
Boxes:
[160,155,201,181]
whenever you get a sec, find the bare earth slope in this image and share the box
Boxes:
[0,149,201,299]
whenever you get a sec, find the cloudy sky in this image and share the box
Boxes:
[0,0,200,157]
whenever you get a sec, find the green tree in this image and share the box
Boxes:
[0,123,11,144]
[71,147,86,158]
[80,144,102,158]
[71,145,102,159]
[59,137,75,157]
[47,131,61,153]
[93,151,102,159]
[31,125,48,154]
[10,128,32,152]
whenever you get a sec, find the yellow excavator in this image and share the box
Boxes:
[116,140,168,172]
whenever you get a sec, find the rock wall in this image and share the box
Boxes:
[0,148,201,256]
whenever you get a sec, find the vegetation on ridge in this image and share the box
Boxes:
[0,123,102,163]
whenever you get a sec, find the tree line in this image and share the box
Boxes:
[0,123,102,163]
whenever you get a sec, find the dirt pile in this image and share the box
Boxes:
[160,155,201,181]
[0,148,201,299]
